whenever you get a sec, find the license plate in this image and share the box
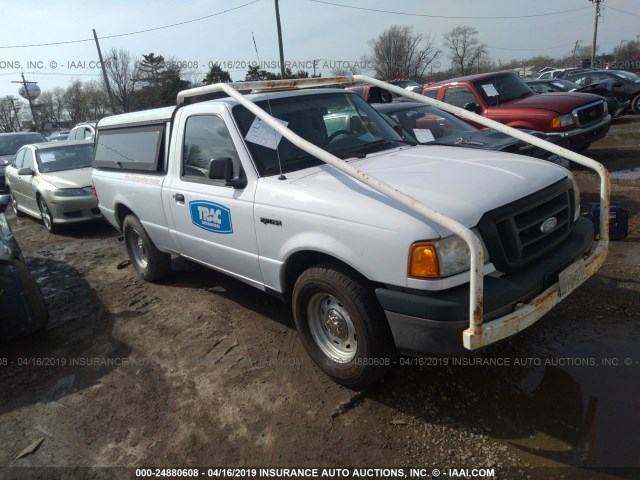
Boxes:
[558,259,586,297]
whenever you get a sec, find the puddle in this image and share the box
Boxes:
[514,334,640,467]
[610,168,640,180]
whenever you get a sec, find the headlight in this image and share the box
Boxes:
[551,114,574,129]
[409,229,489,279]
[572,178,581,222]
[52,188,91,197]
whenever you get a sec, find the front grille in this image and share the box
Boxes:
[64,211,82,218]
[574,101,604,127]
[477,179,575,273]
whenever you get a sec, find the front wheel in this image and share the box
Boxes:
[10,191,24,217]
[122,215,171,282]
[292,264,396,388]
[38,196,59,233]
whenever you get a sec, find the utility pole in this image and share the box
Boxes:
[93,29,117,113]
[274,0,286,79]
[590,0,603,68]
[12,73,38,132]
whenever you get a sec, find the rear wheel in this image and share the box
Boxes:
[292,264,395,388]
[122,215,171,282]
[38,196,59,233]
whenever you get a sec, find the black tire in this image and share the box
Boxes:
[10,191,24,217]
[292,264,396,388]
[38,196,60,233]
[632,93,640,114]
[122,215,171,282]
[12,259,49,332]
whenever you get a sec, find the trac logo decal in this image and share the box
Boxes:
[189,200,233,234]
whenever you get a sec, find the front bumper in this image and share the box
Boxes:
[546,115,611,149]
[377,217,595,355]
[48,195,102,224]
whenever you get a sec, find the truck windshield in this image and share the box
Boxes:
[473,73,535,107]
[232,91,406,176]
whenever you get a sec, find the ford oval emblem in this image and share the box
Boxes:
[540,217,558,234]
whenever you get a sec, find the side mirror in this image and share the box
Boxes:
[17,167,34,176]
[612,81,623,88]
[463,102,482,114]
[208,157,232,181]
[208,157,247,188]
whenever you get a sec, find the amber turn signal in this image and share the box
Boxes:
[408,242,440,279]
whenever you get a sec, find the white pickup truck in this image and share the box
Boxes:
[92,76,609,387]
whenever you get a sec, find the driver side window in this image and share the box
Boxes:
[182,114,240,182]
[443,86,477,108]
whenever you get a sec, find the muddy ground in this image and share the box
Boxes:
[1,115,639,480]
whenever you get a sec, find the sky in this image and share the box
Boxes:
[1,0,639,98]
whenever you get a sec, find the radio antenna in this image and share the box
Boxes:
[252,32,286,180]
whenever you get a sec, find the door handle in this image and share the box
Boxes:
[173,193,185,203]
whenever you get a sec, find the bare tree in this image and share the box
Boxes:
[0,96,21,132]
[104,48,138,112]
[443,26,487,76]
[81,80,110,120]
[63,80,85,124]
[367,25,440,80]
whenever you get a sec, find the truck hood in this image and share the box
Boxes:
[500,92,602,114]
[41,167,92,189]
[285,146,569,236]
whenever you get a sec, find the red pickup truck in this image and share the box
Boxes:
[422,71,611,152]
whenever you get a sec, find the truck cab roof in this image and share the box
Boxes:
[97,89,356,129]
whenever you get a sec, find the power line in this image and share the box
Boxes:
[606,6,640,18]
[307,0,591,19]
[0,0,261,49]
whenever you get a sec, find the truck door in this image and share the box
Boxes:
[164,108,263,288]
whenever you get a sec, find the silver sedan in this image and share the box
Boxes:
[4,140,101,233]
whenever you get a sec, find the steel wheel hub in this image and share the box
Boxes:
[308,293,357,363]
